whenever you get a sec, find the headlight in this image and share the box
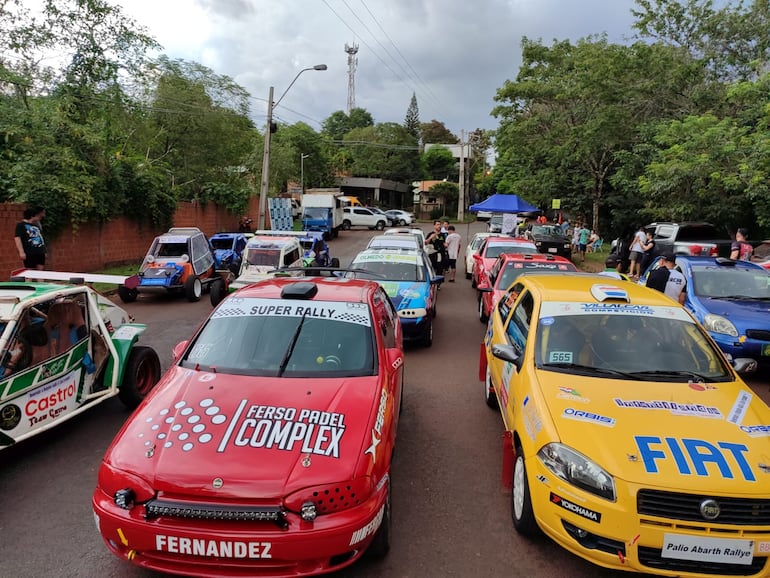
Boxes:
[703,314,738,337]
[537,443,615,501]
[397,308,428,319]
[97,462,155,510]
[285,477,374,516]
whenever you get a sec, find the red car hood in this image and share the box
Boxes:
[105,366,380,499]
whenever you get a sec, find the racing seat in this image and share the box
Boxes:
[46,301,87,355]
[21,322,50,367]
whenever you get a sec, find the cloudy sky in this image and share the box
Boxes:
[114,0,640,137]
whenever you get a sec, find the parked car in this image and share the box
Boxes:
[476,253,577,323]
[523,224,572,260]
[342,206,388,230]
[480,273,770,575]
[476,210,493,222]
[93,276,404,576]
[487,214,503,233]
[464,232,503,279]
[367,207,396,226]
[384,227,426,246]
[0,270,161,450]
[367,234,423,252]
[470,236,538,288]
[208,232,248,275]
[351,247,442,346]
[384,209,415,226]
[640,255,770,373]
[118,227,226,304]
[645,221,733,258]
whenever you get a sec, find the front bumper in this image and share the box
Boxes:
[399,316,430,341]
[92,481,388,578]
[710,333,770,370]
[528,459,769,576]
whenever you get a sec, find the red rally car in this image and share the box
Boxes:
[93,276,404,577]
[476,253,577,323]
[470,236,537,289]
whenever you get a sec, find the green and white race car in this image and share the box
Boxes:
[0,270,161,450]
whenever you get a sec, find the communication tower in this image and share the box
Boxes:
[345,42,359,113]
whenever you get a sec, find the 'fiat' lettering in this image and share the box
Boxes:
[634,436,755,482]
[155,535,271,558]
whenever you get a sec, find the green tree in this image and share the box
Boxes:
[420,120,457,144]
[429,181,459,217]
[422,146,457,180]
[343,123,420,182]
[404,93,420,139]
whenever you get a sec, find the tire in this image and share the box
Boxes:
[209,278,226,306]
[479,296,489,323]
[118,345,161,409]
[484,366,497,408]
[421,318,433,347]
[367,476,392,559]
[330,257,340,268]
[512,445,538,536]
[375,220,385,230]
[184,276,202,302]
[342,220,351,231]
[398,219,407,226]
[117,285,138,303]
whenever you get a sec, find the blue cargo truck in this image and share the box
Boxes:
[301,192,344,239]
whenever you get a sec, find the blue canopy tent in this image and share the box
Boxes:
[469,194,540,214]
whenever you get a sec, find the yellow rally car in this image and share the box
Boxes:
[479,274,770,576]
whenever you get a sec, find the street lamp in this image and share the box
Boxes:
[257,64,327,230]
[300,153,310,195]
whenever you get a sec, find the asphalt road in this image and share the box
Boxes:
[1,222,768,578]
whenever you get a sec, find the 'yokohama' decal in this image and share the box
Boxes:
[550,492,601,523]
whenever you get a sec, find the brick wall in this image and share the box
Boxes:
[1,199,265,277]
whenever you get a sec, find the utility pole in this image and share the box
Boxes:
[457,130,465,222]
[257,85,274,230]
[301,153,310,195]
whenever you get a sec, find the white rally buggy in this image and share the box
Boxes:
[0,270,161,450]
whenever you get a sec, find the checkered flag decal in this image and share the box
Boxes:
[212,305,248,319]
[333,311,370,326]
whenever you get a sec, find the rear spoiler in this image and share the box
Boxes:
[10,268,137,287]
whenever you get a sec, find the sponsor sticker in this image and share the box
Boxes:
[662,534,753,565]
[549,492,601,523]
[614,398,722,419]
[740,425,770,437]
[727,391,752,425]
[155,535,271,559]
[349,503,385,545]
[562,408,615,427]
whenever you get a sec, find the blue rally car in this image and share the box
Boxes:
[642,255,770,373]
[351,248,443,347]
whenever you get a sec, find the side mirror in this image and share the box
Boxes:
[385,347,404,372]
[732,357,757,375]
[431,275,444,285]
[477,284,492,292]
[491,343,522,371]
[172,340,189,362]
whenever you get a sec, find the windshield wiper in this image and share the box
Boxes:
[277,311,309,377]
[540,362,640,380]
[711,295,770,301]
[628,369,712,382]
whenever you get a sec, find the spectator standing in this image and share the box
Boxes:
[571,224,580,254]
[444,225,461,282]
[640,230,656,274]
[14,207,46,270]
[425,220,447,275]
[578,223,591,262]
[645,253,686,304]
[730,228,753,261]
[629,225,647,278]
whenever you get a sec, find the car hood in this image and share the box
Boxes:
[105,366,380,499]
[378,281,430,311]
[538,373,770,489]
[697,296,770,324]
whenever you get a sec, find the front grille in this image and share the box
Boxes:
[637,489,770,526]
[745,329,770,341]
[145,498,287,527]
[638,546,766,575]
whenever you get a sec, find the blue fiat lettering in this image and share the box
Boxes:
[634,436,755,482]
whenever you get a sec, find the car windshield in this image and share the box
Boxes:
[303,207,329,219]
[486,244,533,259]
[181,298,376,377]
[532,225,562,237]
[210,238,235,251]
[692,266,770,299]
[155,242,189,257]
[353,257,424,282]
[534,306,731,381]
[245,248,281,267]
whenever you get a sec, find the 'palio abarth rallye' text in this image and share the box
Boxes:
[480,274,770,577]
[93,276,404,577]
